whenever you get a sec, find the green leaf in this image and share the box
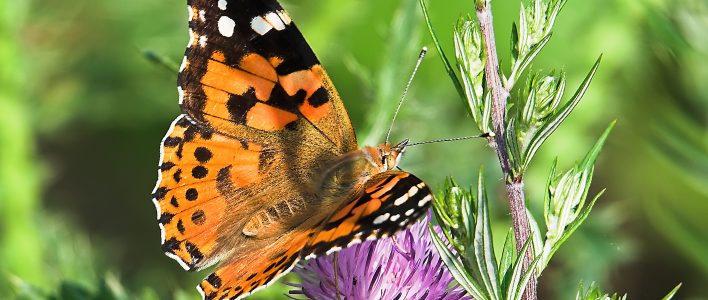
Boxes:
[419,0,468,108]
[455,16,487,131]
[661,283,682,300]
[506,117,522,175]
[508,34,551,89]
[429,223,489,300]
[498,229,516,299]
[474,171,500,298]
[543,158,558,226]
[580,120,616,171]
[460,185,476,253]
[547,189,605,267]
[510,22,520,63]
[513,255,541,300]
[526,209,543,259]
[504,239,532,300]
[521,55,602,171]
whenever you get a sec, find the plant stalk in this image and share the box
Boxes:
[475,2,538,300]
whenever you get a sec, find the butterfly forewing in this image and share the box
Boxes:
[180,0,356,153]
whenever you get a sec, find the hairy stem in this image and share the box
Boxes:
[475,2,537,300]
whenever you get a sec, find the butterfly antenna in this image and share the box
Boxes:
[407,132,491,147]
[385,47,428,145]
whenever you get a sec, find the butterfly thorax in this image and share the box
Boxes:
[238,140,408,241]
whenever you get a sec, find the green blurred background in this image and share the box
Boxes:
[0,0,705,299]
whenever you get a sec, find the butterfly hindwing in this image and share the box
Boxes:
[302,171,433,258]
[180,0,356,153]
[153,115,283,271]
[197,230,311,300]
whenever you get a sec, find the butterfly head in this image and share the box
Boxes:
[365,139,409,172]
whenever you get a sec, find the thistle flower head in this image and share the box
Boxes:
[289,218,470,300]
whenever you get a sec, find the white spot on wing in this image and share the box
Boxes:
[405,209,415,216]
[177,86,185,105]
[347,238,362,247]
[165,251,191,270]
[217,0,227,10]
[390,214,400,222]
[198,35,207,47]
[251,16,272,35]
[325,246,342,255]
[178,56,188,72]
[152,115,184,242]
[264,12,285,30]
[218,15,236,37]
[394,195,408,206]
[277,10,292,24]
[418,195,432,207]
[399,221,407,227]
[188,29,196,46]
[408,186,419,197]
[187,5,194,21]
[304,253,316,260]
[152,198,161,220]
[158,223,166,243]
[198,10,206,22]
[196,284,206,300]
[373,213,390,225]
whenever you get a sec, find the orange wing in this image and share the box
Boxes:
[179,0,357,153]
[196,230,311,300]
[153,115,284,271]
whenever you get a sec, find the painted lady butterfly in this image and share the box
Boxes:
[152,0,433,299]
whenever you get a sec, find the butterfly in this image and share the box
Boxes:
[151,0,433,299]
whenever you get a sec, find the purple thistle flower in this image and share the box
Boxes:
[289,217,470,300]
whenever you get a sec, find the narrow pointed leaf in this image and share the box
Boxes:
[580,120,616,170]
[498,228,516,298]
[429,224,488,300]
[513,255,542,300]
[419,0,468,109]
[547,189,605,266]
[509,34,552,89]
[661,283,682,300]
[507,118,523,174]
[526,209,543,259]
[510,22,520,63]
[474,172,500,298]
[543,158,558,226]
[505,240,532,300]
[522,55,602,170]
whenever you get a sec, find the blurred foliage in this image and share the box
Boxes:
[0,0,705,299]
